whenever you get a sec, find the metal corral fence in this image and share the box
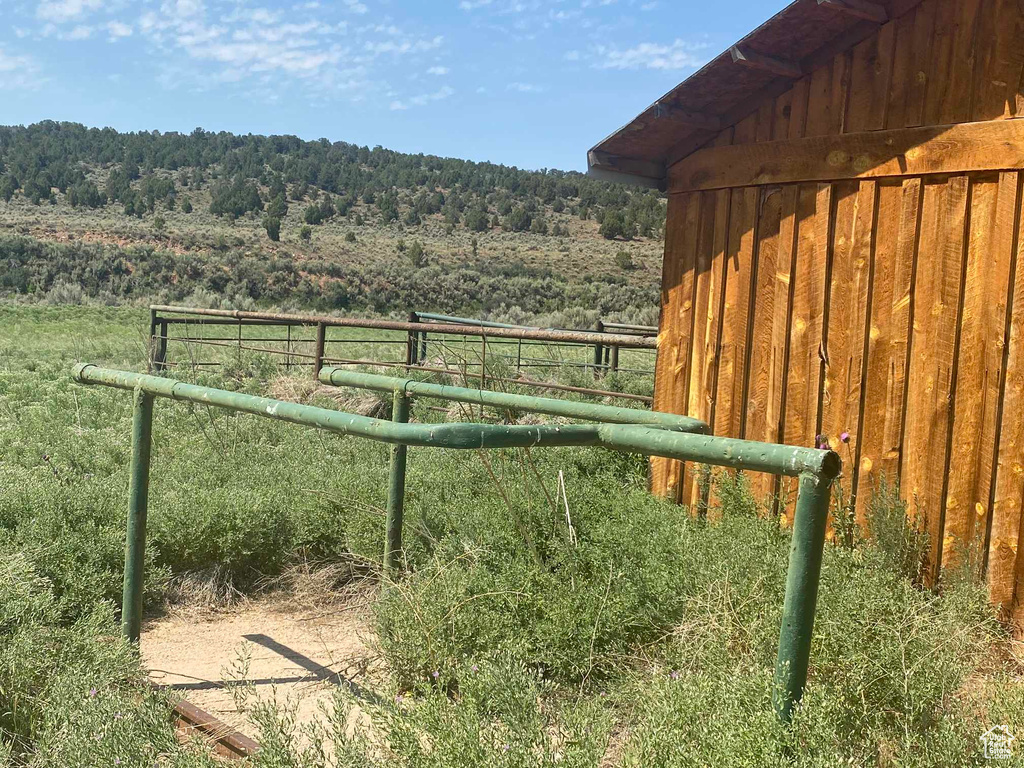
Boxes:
[72,362,839,723]
[147,305,658,403]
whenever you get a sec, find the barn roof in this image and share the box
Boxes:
[587,0,904,189]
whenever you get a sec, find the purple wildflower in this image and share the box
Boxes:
[471,665,479,673]
[670,670,680,680]
[89,688,97,698]
[840,431,851,444]
[432,670,440,680]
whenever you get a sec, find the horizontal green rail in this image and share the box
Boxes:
[319,368,708,432]
[72,363,840,724]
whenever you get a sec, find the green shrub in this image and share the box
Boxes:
[333,658,611,767]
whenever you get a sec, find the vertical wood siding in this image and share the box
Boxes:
[651,0,1024,608]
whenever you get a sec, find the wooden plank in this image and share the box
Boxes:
[820,180,877,511]
[669,119,1024,193]
[829,50,853,136]
[987,173,1019,614]
[771,88,794,142]
[921,0,957,128]
[653,103,723,132]
[845,15,896,132]
[681,187,732,511]
[885,177,922,492]
[730,46,803,79]
[712,185,760,439]
[651,192,702,498]
[946,175,1011,577]
[787,76,812,141]
[903,0,936,128]
[781,183,833,520]
[817,0,889,23]
[939,0,983,125]
[588,150,665,186]
[804,59,836,138]
[901,176,968,578]
[884,8,915,130]
[756,99,775,144]
[972,0,1024,122]
[855,181,906,523]
[745,185,787,505]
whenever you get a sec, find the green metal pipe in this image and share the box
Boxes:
[595,425,839,480]
[74,365,836,477]
[73,365,601,450]
[122,387,154,643]
[75,363,840,721]
[773,471,832,722]
[319,368,709,433]
[386,391,410,573]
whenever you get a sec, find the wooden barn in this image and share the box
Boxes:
[589,0,1024,616]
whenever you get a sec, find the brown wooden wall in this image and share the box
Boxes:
[651,0,1024,619]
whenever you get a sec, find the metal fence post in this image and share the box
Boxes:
[593,320,605,377]
[148,309,158,373]
[148,310,168,373]
[406,312,419,371]
[610,345,619,374]
[419,330,428,364]
[313,322,326,381]
[156,320,168,372]
[385,390,410,573]
[773,471,832,722]
[122,388,154,643]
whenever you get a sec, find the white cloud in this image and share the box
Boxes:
[426,65,448,75]
[563,49,579,61]
[458,0,493,9]
[0,47,43,89]
[65,24,93,39]
[390,84,455,110]
[36,0,102,23]
[507,81,543,92]
[594,39,708,70]
[365,35,443,55]
[106,20,133,40]
[128,0,447,106]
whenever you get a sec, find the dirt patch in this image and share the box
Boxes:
[143,593,379,745]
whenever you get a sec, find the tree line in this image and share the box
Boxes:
[0,121,666,241]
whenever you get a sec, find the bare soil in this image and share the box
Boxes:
[143,594,379,745]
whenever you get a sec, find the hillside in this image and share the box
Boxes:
[0,121,665,322]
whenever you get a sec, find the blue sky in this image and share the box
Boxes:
[0,0,787,171]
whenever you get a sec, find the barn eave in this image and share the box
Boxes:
[586,0,905,189]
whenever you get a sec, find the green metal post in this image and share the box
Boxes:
[773,471,832,722]
[385,390,410,573]
[122,388,154,643]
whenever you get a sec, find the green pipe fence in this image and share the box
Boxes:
[72,363,839,723]
[318,367,706,431]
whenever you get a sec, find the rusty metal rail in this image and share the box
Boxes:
[149,305,658,400]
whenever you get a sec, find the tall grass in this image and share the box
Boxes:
[1,306,1021,766]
